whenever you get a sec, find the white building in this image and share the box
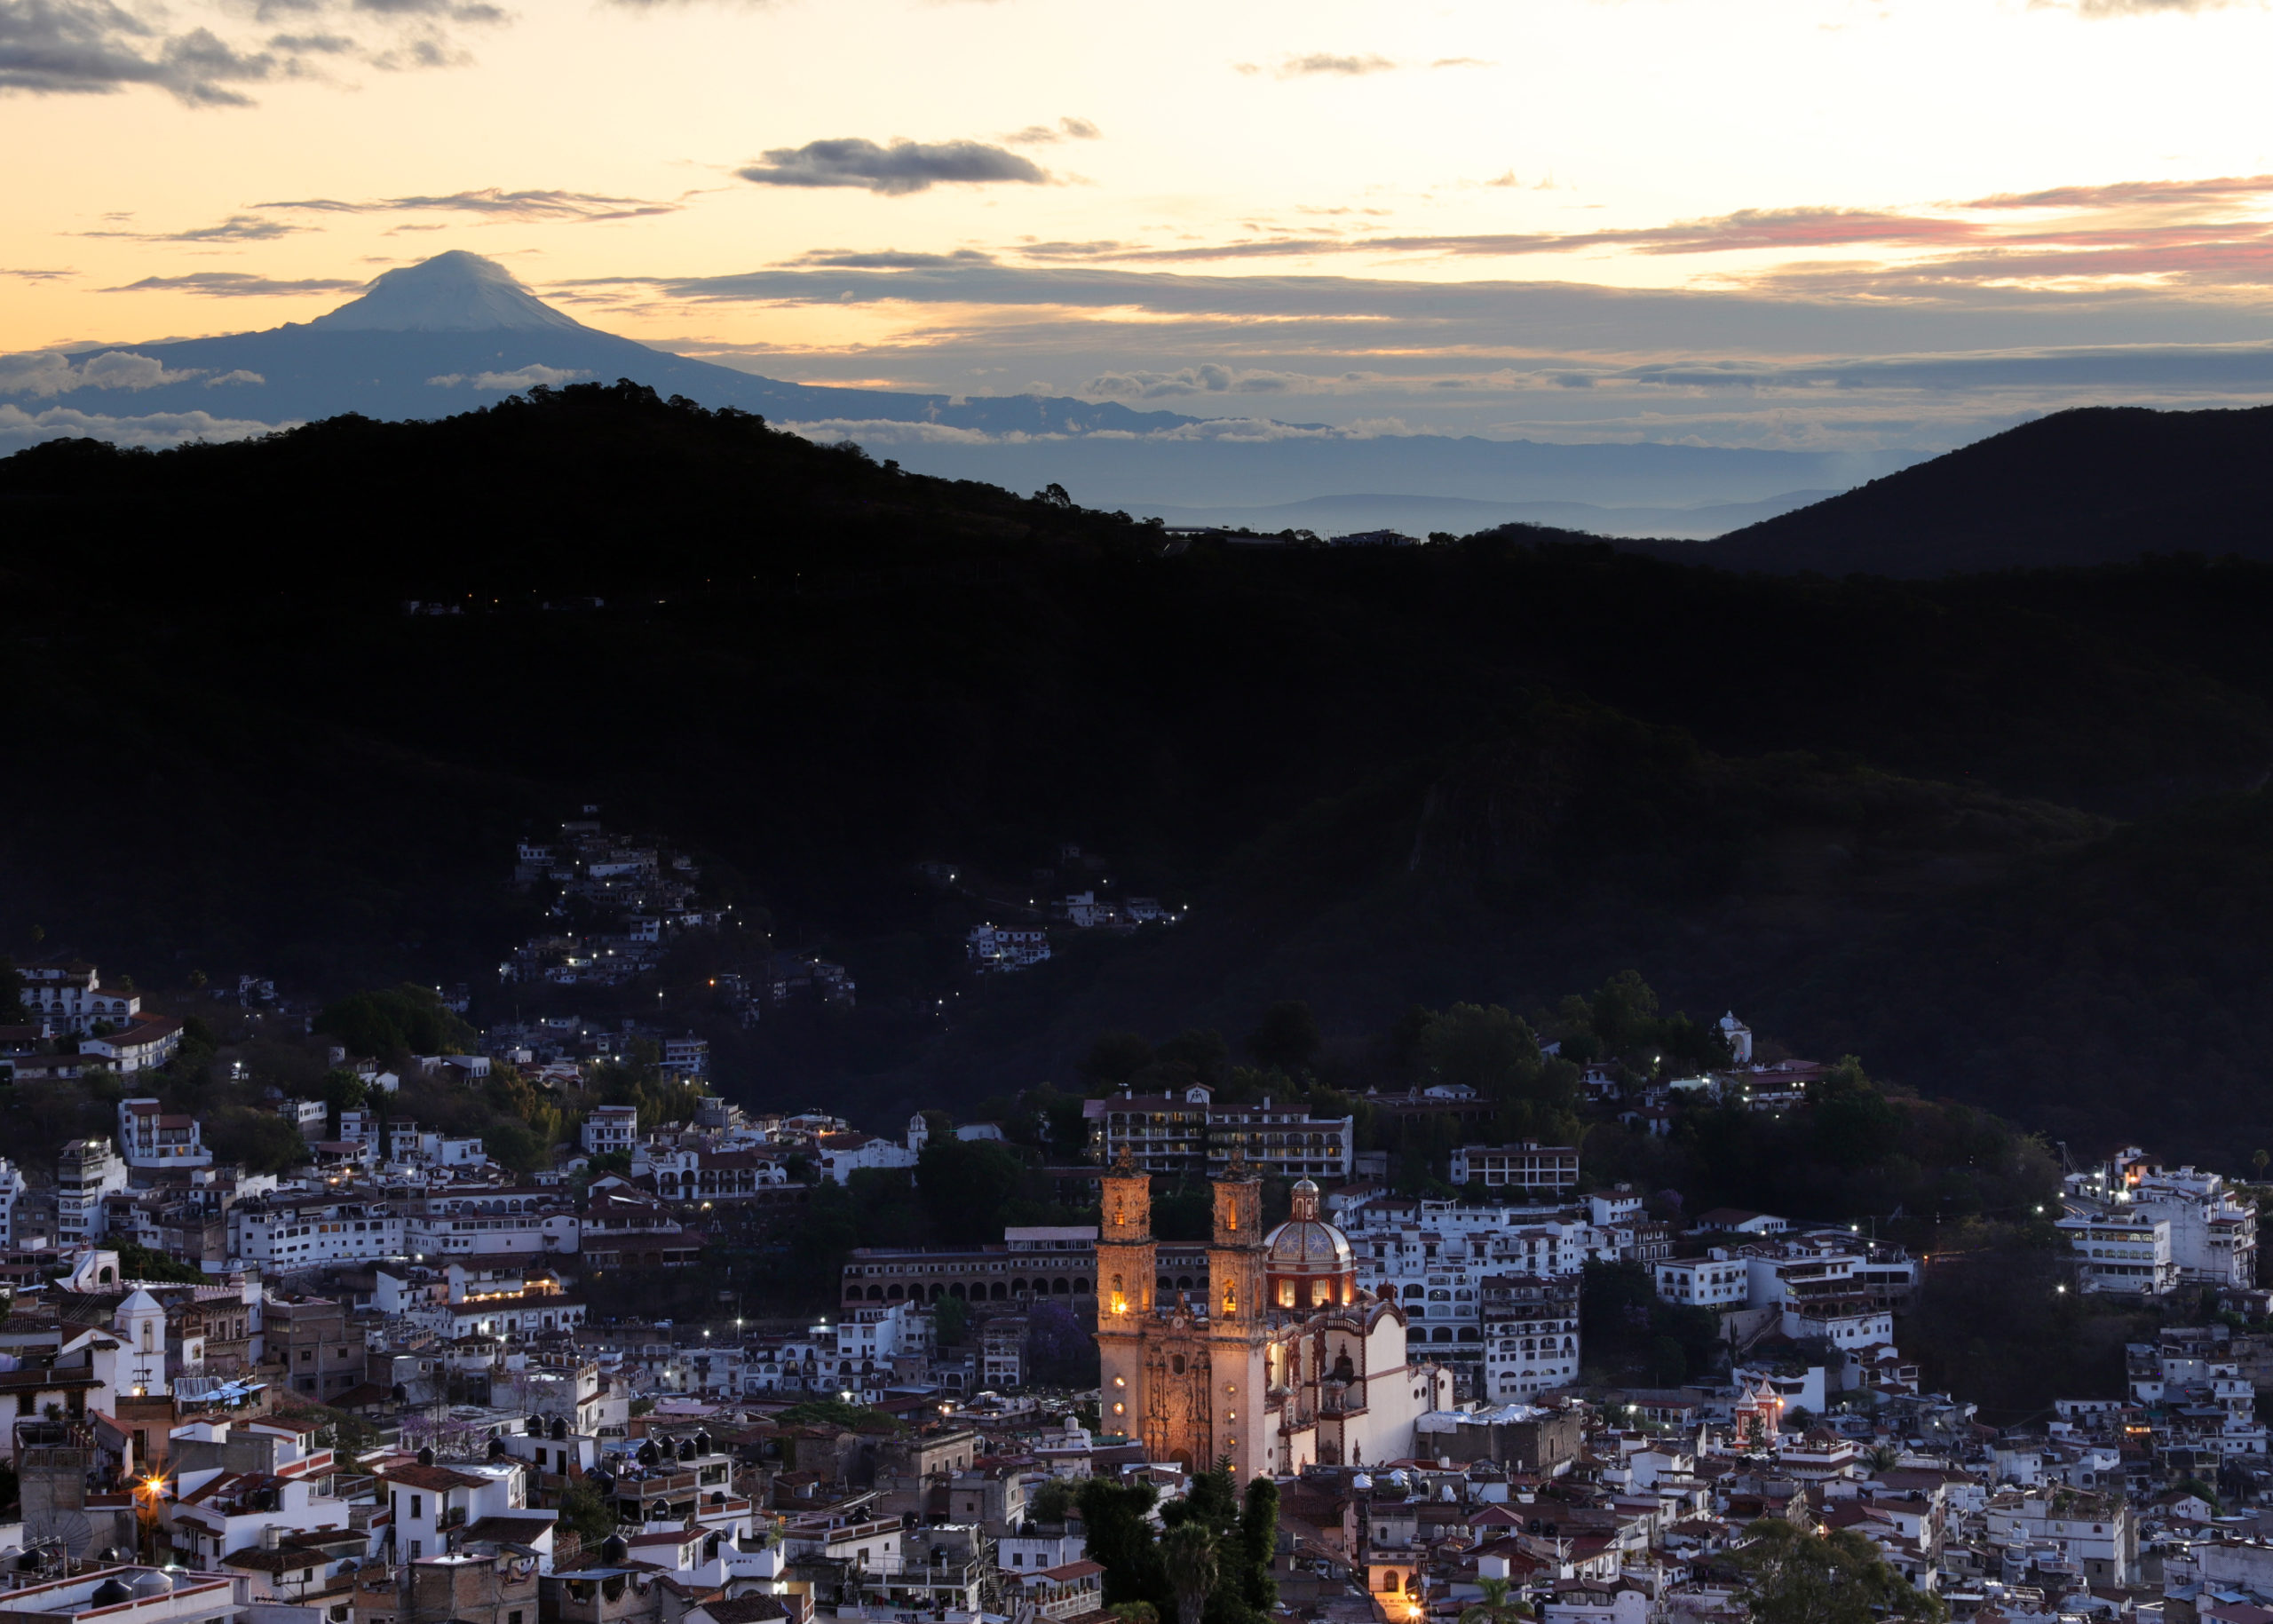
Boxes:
[19,963,140,1033]
[1717,1012,1754,1064]
[1654,1250,1748,1308]
[815,1120,926,1183]
[967,924,1052,971]
[58,1137,128,1243]
[229,1194,405,1269]
[1447,1143,1580,1192]
[1480,1273,1580,1398]
[2128,1165,2258,1287]
[2058,1208,2178,1295]
[661,1034,709,1076]
[746,1302,936,1399]
[164,1418,352,1562]
[115,1099,212,1169]
[380,1458,554,1565]
[581,1105,638,1157]
[0,1157,23,1247]
[407,1187,582,1258]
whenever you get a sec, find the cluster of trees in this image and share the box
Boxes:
[1077,1466,1277,1624]
[1579,1261,1726,1387]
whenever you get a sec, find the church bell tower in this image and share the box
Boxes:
[1205,1157,1270,1478]
[1095,1146,1155,1438]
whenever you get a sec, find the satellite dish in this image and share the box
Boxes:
[26,1509,94,1560]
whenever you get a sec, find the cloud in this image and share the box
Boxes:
[0,349,206,396]
[736,137,1048,195]
[425,363,590,388]
[105,270,362,295]
[84,211,303,242]
[0,0,285,104]
[0,401,282,451]
[1274,51,1397,76]
[204,369,265,385]
[2067,0,2253,13]
[1083,364,1323,400]
[0,0,501,107]
[786,248,996,269]
[1430,56,1493,67]
[1960,173,2273,210]
[0,265,72,280]
[1003,115,1102,146]
[260,186,682,221]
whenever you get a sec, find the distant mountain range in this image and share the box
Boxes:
[11,250,1921,517]
[58,251,1200,439]
[1670,404,2273,575]
[1142,488,1840,541]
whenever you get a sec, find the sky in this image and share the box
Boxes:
[6,0,2273,452]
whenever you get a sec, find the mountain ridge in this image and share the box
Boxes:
[1662,404,2273,575]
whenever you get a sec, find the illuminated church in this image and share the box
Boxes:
[1094,1152,1453,1478]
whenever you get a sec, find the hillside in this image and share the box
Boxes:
[11,386,2273,1164]
[1678,404,2273,577]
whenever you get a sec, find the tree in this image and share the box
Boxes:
[1459,1576,1529,1624]
[321,1068,368,1128]
[1736,1519,1944,1624]
[1160,1524,1216,1624]
[113,1241,205,1285]
[1422,1004,1549,1105]
[1076,1477,1168,1609]
[1084,1032,1154,1089]
[203,1107,313,1174]
[1238,1476,1279,1614]
[917,1138,1032,1245]
[1031,1477,1077,1525]
[1245,1002,1320,1073]
[0,959,25,1026]
[558,1477,617,1545]
[933,1293,969,1347]
[317,985,472,1058]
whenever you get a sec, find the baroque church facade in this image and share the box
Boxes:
[1094,1152,1453,1478]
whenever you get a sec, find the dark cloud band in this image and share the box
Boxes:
[736,137,1048,196]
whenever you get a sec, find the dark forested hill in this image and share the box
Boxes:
[10,384,2273,1165]
[1665,404,2273,577]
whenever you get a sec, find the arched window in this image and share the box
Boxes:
[1223,1283,1238,1315]
[888,1285,904,1300]
[1312,1279,1333,1307]
[1172,1355,1186,1375]
[991,1282,1007,1301]
[1073,1278,1089,1294]
[867,1286,883,1301]
[1403,1284,1425,1300]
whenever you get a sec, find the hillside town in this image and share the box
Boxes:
[4,967,2273,1624]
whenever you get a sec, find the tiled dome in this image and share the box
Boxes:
[1263,1179,1353,1271]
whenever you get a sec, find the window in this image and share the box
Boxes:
[411,1494,424,1517]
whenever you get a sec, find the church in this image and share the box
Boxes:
[1093,1151,1453,1478]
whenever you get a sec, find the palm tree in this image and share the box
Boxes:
[1160,1523,1218,1624]
[1460,1576,1530,1624]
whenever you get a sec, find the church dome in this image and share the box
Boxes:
[1263,1180,1358,1311]
[1264,1184,1353,1271]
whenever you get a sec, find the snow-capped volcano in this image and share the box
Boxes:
[309,251,588,335]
